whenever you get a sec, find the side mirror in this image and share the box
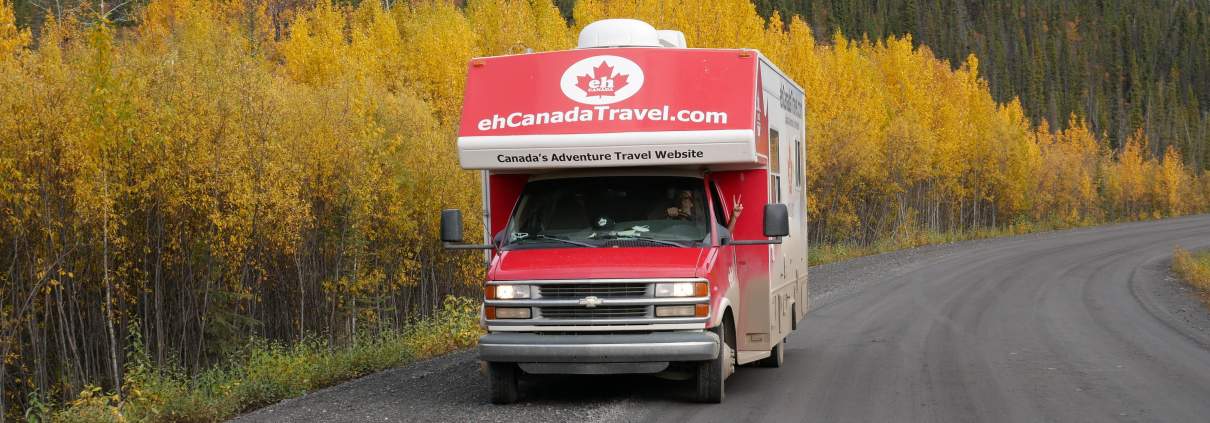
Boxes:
[763,204,790,238]
[726,204,788,246]
[441,209,464,243]
[441,209,494,250]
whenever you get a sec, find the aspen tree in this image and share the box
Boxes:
[396,1,479,122]
[0,0,25,59]
[1158,146,1189,216]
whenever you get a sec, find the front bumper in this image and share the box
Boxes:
[478,331,719,363]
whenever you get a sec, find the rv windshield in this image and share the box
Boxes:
[503,176,711,249]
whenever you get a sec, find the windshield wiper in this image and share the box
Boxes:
[523,234,597,248]
[603,234,688,248]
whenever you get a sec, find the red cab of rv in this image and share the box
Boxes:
[441,19,808,404]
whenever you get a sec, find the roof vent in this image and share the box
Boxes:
[577,19,661,48]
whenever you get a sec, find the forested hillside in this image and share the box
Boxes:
[750,0,1210,170]
[0,0,1208,421]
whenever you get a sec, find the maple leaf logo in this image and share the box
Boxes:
[560,55,644,105]
[574,61,630,97]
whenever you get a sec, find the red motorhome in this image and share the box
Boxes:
[440,19,808,404]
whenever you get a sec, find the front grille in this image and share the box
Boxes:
[538,283,648,298]
[483,279,707,328]
[539,305,649,319]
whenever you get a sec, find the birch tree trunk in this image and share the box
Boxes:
[102,172,122,394]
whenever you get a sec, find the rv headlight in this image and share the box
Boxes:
[654,282,708,297]
[656,304,710,318]
[655,305,696,317]
[487,284,531,300]
[489,307,532,319]
[491,306,529,316]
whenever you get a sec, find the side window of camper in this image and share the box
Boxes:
[769,129,780,173]
[771,175,781,203]
[795,140,803,189]
[709,181,727,228]
[770,128,783,203]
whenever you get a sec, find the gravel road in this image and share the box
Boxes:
[234,215,1210,423]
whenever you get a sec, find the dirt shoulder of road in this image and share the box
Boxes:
[231,348,646,423]
[1133,256,1210,347]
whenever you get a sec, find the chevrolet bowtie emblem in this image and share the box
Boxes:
[578,296,604,308]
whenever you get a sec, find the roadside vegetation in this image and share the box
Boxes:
[1173,247,1210,308]
[810,218,1153,266]
[1,0,1209,421]
[808,223,1060,266]
[44,296,479,423]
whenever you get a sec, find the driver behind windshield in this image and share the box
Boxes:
[653,189,743,232]
[662,189,702,221]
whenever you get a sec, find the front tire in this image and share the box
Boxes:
[697,322,734,403]
[488,362,519,404]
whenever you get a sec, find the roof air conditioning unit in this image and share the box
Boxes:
[577,19,687,49]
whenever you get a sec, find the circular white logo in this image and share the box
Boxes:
[560,55,644,105]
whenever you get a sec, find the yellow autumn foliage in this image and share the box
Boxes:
[1,0,1208,418]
